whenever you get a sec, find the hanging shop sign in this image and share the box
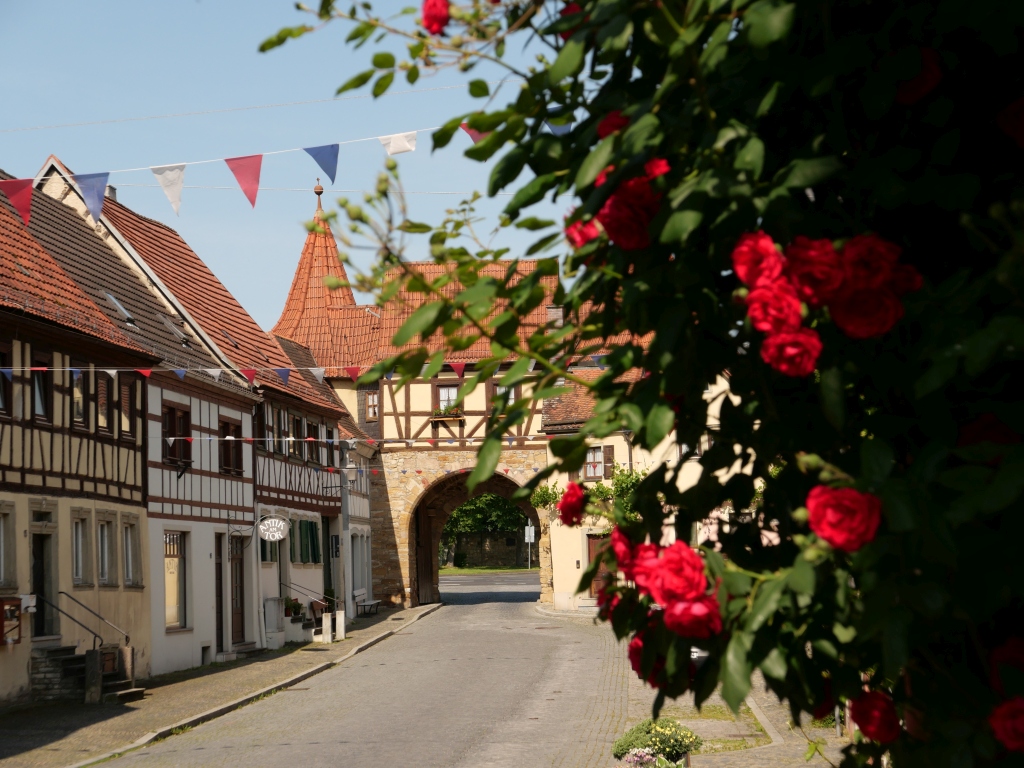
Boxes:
[258,515,289,542]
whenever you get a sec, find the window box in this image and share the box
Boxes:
[430,407,463,420]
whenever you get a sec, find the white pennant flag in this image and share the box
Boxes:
[205,368,223,381]
[151,164,186,216]
[310,367,326,384]
[165,437,174,447]
[103,369,118,381]
[378,131,417,156]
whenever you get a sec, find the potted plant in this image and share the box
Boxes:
[431,405,462,418]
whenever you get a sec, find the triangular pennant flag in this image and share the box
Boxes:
[173,369,186,380]
[72,173,109,223]
[165,437,174,447]
[426,439,435,446]
[305,436,315,442]
[445,469,451,474]
[416,470,422,475]
[406,440,414,448]
[401,469,407,474]
[450,362,466,377]
[224,155,263,208]
[205,368,223,381]
[0,178,33,226]
[503,468,510,474]
[312,466,321,474]
[545,120,574,136]
[244,437,254,444]
[69,367,81,381]
[447,440,454,444]
[358,469,364,476]
[326,466,334,473]
[507,437,514,446]
[304,145,339,184]
[378,131,418,156]
[151,164,185,215]
[460,123,490,143]
[240,368,257,384]
[371,469,379,475]
[367,438,376,445]
[135,369,152,378]
[184,437,193,444]
[274,368,291,385]
[592,355,606,368]
[344,367,361,382]
[310,367,326,384]
[224,434,236,441]
[326,438,335,446]
[103,369,118,381]
[385,370,394,381]
[0,368,12,381]
[533,467,539,472]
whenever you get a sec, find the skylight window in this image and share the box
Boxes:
[159,314,191,348]
[221,329,240,348]
[105,293,137,327]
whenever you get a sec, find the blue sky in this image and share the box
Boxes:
[0,1,561,329]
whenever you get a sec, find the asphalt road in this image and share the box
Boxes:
[105,572,630,768]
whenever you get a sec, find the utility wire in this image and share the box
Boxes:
[113,184,511,196]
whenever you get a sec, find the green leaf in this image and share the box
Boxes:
[392,301,445,346]
[549,37,586,83]
[372,71,395,98]
[468,79,490,98]
[819,367,844,431]
[787,556,815,595]
[621,113,662,156]
[468,438,502,491]
[372,52,395,69]
[258,25,313,53]
[734,137,765,179]
[644,404,676,450]
[878,479,916,532]
[720,632,752,712]
[575,136,615,189]
[775,157,842,188]
[915,357,958,398]
[744,0,795,49]
[515,217,555,231]
[406,66,420,84]
[489,147,527,196]
[833,623,857,643]
[336,69,375,95]
[746,578,786,632]
[432,117,466,151]
[756,82,782,117]
[861,438,895,486]
[398,221,432,234]
[504,173,558,219]
[759,648,787,680]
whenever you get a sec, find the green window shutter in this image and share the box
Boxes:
[260,538,267,562]
[312,523,321,564]
[290,521,297,562]
[301,521,310,563]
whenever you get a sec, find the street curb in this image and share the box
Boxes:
[63,603,444,768]
[533,603,598,619]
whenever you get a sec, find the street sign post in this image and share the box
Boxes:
[525,525,535,569]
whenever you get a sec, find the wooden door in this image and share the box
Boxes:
[416,510,434,605]
[215,534,224,653]
[587,535,612,598]
[230,537,245,644]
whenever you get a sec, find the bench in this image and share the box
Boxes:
[356,599,382,616]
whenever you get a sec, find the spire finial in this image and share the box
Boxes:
[314,178,324,214]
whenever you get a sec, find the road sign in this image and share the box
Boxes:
[525,525,535,543]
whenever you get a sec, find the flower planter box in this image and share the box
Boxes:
[430,413,464,421]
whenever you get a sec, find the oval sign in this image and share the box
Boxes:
[258,515,289,542]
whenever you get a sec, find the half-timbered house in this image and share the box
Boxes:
[1,173,158,704]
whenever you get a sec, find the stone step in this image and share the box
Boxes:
[102,678,135,693]
[32,645,78,658]
[102,687,145,704]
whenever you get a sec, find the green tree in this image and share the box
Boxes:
[265,2,1024,764]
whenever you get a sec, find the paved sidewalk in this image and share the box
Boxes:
[0,604,435,768]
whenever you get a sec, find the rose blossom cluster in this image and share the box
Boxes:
[556,481,587,526]
[565,157,670,252]
[731,232,922,377]
[989,638,1024,753]
[805,485,882,553]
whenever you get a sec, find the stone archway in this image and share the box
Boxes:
[410,472,541,605]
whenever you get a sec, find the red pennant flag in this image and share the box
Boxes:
[450,362,466,377]
[135,369,152,378]
[240,368,257,383]
[416,470,422,474]
[460,123,490,143]
[185,437,194,444]
[29,367,47,371]
[503,468,509,474]
[426,439,435,445]
[244,437,254,444]
[305,436,315,441]
[224,155,263,208]
[371,469,379,475]
[367,438,376,445]
[344,366,361,382]
[0,179,33,226]
[326,467,335,473]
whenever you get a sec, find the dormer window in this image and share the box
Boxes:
[105,293,137,327]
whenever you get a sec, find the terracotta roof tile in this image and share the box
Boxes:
[542,367,643,429]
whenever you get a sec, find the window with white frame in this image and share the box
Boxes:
[122,515,141,586]
[365,390,379,421]
[585,446,604,479]
[437,385,458,410]
[71,510,92,585]
[96,516,118,586]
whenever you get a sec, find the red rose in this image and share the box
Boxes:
[597,110,629,139]
[998,98,1024,150]
[663,594,722,639]
[829,287,904,339]
[851,691,901,744]
[806,485,882,552]
[628,632,665,688]
[840,234,901,290]
[558,2,584,40]
[631,541,707,606]
[991,638,1024,696]
[746,280,803,334]
[732,232,783,287]
[610,526,634,569]
[784,236,843,306]
[421,0,450,34]
[895,48,943,105]
[596,581,620,621]
[557,481,586,526]
[643,158,670,179]
[759,328,822,377]
[565,217,600,248]
[990,698,1024,752]
[595,176,661,251]
[888,263,923,296]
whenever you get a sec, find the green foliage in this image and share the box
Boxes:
[441,493,529,547]
[612,719,702,761]
[530,483,563,511]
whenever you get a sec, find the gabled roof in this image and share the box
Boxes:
[22,169,253,396]
[542,367,643,430]
[0,169,149,356]
[275,335,363,438]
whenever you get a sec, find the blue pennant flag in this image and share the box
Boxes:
[274,368,291,385]
[532,467,539,473]
[326,438,334,446]
[545,120,574,136]
[304,145,339,184]
[385,370,394,381]
[447,440,454,444]
[592,354,607,369]
[173,369,187,380]
[312,467,321,474]
[507,437,514,446]
[358,469,364,476]
[1,368,13,381]
[73,173,109,223]
[401,470,407,474]
[69,367,81,381]
[445,469,451,474]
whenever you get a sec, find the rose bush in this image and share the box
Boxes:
[266,0,1024,764]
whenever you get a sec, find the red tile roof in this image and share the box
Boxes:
[542,367,643,429]
[0,170,149,356]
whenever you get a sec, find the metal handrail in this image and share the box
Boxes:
[34,595,103,650]
[59,591,130,645]
[280,582,337,612]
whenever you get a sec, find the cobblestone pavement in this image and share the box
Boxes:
[0,605,434,768]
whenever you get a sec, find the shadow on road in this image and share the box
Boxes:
[438,571,541,606]
[440,589,541,605]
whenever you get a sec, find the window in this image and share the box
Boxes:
[32,352,52,422]
[365,390,379,422]
[275,408,288,455]
[256,403,272,451]
[289,520,297,563]
[326,427,336,467]
[437,384,458,410]
[260,538,278,563]
[164,532,186,628]
[289,415,304,460]
[96,517,118,586]
[162,406,192,463]
[585,446,604,480]
[307,422,320,464]
[71,510,92,585]
[105,292,137,327]
[71,363,88,428]
[96,371,113,432]
[122,516,141,586]
[1,502,15,587]
[119,378,136,439]
[219,420,243,475]
[0,345,11,417]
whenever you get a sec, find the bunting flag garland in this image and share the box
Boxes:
[310,367,326,384]
[378,131,417,155]
[450,362,466,377]
[0,178,33,225]
[73,172,109,222]
[102,368,118,381]
[344,366,361,382]
[460,123,489,143]
[151,164,185,215]
[385,370,394,381]
[240,368,257,384]
[0,369,13,381]
[173,369,187,379]
[136,369,152,378]
[224,155,263,207]
[274,368,291,385]
[303,144,339,184]
[205,368,223,381]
